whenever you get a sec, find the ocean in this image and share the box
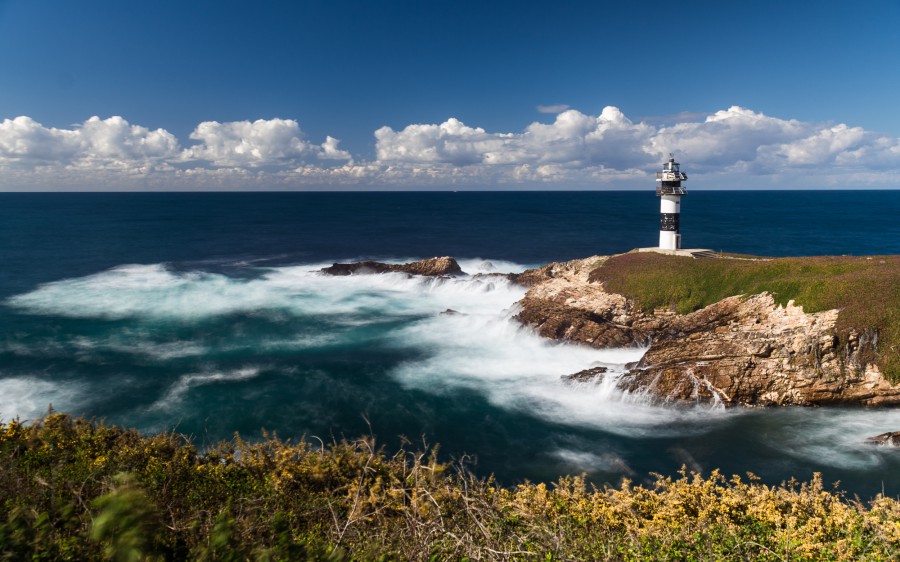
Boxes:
[2,191,900,497]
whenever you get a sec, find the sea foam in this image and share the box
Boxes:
[0,377,82,422]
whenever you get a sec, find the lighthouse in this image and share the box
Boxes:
[656,154,688,250]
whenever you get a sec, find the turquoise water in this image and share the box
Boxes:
[2,191,899,496]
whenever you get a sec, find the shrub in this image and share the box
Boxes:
[1,414,898,560]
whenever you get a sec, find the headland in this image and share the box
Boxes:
[514,251,900,406]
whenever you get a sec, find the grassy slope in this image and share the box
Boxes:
[590,253,900,382]
[1,414,898,561]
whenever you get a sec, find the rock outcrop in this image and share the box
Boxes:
[514,256,900,406]
[866,432,900,446]
[321,257,463,277]
[561,366,609,384]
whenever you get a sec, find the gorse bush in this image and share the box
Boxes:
[1,414,898,560]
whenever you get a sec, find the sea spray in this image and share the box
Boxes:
[0,376,84,421]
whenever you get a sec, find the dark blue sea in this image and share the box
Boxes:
[2,191,900,497]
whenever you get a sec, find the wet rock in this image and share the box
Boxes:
[471,272,521,283]
[401,257,464,276]
[321,261,391,276]
[866,432,900,446]
[561,366,608,383]
[440,308,462,316]
[321,257,463,277]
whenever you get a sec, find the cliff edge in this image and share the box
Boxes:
[514,253,900,406]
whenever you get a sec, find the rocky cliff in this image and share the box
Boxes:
[514,255,900,406]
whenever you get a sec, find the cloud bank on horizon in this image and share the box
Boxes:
[1,106,898,190]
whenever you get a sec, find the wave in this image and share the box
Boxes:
[0,332,207,362]
[151,366,266,410]
[751,408,900,471]
[5,261,527,321]
[386,309,731,437]
[551,449,637,476]
[0,376,82,422]
[7,264,295,320]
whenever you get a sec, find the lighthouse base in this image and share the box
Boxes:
[659,231,681,250]
[637,247,715,258]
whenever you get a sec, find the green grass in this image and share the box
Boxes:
[590,253,900,382]
[2,414,899,561]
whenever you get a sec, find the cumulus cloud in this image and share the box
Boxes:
[375,107,655,171]
[372,105,900,185]
[647,106,811,169]
[648,106,900,175]
[318,136,352,160]
[182,118,351,166]
[0,115,179,169]
[3,106,900,189]
[0,116,352,189]
[375,118,503,165]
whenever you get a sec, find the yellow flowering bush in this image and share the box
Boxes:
[1,414,897,560]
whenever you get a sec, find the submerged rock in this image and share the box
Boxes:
[321,257,463,277]
[561,366,608,384]
[866,432,900,446]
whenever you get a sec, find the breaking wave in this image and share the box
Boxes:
[6,260,526,321]
[0,377,83,422]
[152,366,266,409]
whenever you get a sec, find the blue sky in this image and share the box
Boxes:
[1,0,899,190]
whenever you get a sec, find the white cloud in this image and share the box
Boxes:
[370,105,900,186]
[646,107,900,176]
[78,116,180,164]
[647,106,810,169]
[0,115,179,169]
[2,106,900,189]
[375,107,656,171]
[182,118,350,166]
[374,118,501,165]
[763,124,882,167]
[318,136,352,161]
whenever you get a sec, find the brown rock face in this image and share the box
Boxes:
[513,257,657,349]
[321,257,463,277]
[515,256,900,407]
[866,432,900,446]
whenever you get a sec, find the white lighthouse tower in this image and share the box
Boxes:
[656,154,688,250]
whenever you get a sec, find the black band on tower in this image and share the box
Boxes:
[660,213,680,232]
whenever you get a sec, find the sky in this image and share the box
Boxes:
[1,0,899,190]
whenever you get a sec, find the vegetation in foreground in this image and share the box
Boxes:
[2,414,899,561]
[591,253,900,382]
